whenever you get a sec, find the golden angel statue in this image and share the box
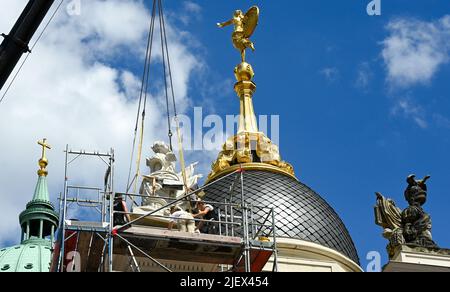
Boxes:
[217,6,259,62]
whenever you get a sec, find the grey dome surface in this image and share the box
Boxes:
[203,170,360,264]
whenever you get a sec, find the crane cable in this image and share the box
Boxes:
[125,0,157,206]
[0,0,65,105]
[132,0,159,201]
[158,0,190,203]
[126,0,190,209]
[158,1,173,152]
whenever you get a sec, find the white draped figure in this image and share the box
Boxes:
[131,141,203,227]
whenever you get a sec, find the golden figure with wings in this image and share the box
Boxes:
[217,6,259,62]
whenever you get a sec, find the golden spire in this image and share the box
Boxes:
[218,6,259,133]
[234,60,258,133]
[208,7,296,182]
[37,138,51,177]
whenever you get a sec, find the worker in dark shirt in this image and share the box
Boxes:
[113,195,131,227]
[193,200,218,234]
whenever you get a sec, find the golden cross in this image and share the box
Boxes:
[38,138,51,160]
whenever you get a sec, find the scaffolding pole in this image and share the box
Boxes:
[56,146,114,273]
[57,144,69,272]
[272,207,279,272]
[240,170,251,273]
[108,149,114,272]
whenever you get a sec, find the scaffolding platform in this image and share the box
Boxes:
[63,223,275,272]
[114,225,242,265]
[62,225,243,272]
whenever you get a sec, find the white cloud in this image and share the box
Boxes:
[0,1,24,30]
[184,1,202,13]
[355,62,373,91]
[178,1,203,26]
[382,15,450,88]
[433,113,450,129]
[319,67,339,83]
[0,0,203,246]
[391,99,428,129]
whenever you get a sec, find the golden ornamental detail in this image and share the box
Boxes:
[208,132,295,182]
[209,6,296,182]
[37,138,51,177]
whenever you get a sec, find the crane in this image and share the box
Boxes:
[0,0,55,91]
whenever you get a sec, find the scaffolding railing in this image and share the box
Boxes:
[55,146,115,273]
[111,170,278,272]
[54,148,278,273]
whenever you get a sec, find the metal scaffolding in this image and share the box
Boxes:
[54,146,278,272]
[55,146,115,272]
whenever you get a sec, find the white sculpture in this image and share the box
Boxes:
[131,141,203,226]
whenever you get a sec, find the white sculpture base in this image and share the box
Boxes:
[131,206,171,228]
[383,245,450,272]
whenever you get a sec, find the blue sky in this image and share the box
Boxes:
[1,0,449,271]
[159,0,450,268]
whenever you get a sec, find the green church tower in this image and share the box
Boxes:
[0,139,59,272]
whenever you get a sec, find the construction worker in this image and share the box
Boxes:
[168,206,196,233]
[194,200,218,234]
[113,194,131,227]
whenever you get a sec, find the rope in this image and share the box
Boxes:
[132,115,146,197]
[125,0,153,194]
[126,0,157,206]
[157,0,173,151]
[159,0,178,118]
[0,0,65,105]
[127,0,190,210]
[159,0,190,210]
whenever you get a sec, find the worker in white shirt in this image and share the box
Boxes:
[168,206,196,233]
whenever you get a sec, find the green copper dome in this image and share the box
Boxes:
[19,176,59,239]
[0,139,59,273]
[0,240,52,272]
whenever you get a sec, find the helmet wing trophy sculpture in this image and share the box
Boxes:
[374,175,438,258]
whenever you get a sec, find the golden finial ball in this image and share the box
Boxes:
[39,158,48,168]
[234,62,254,82]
